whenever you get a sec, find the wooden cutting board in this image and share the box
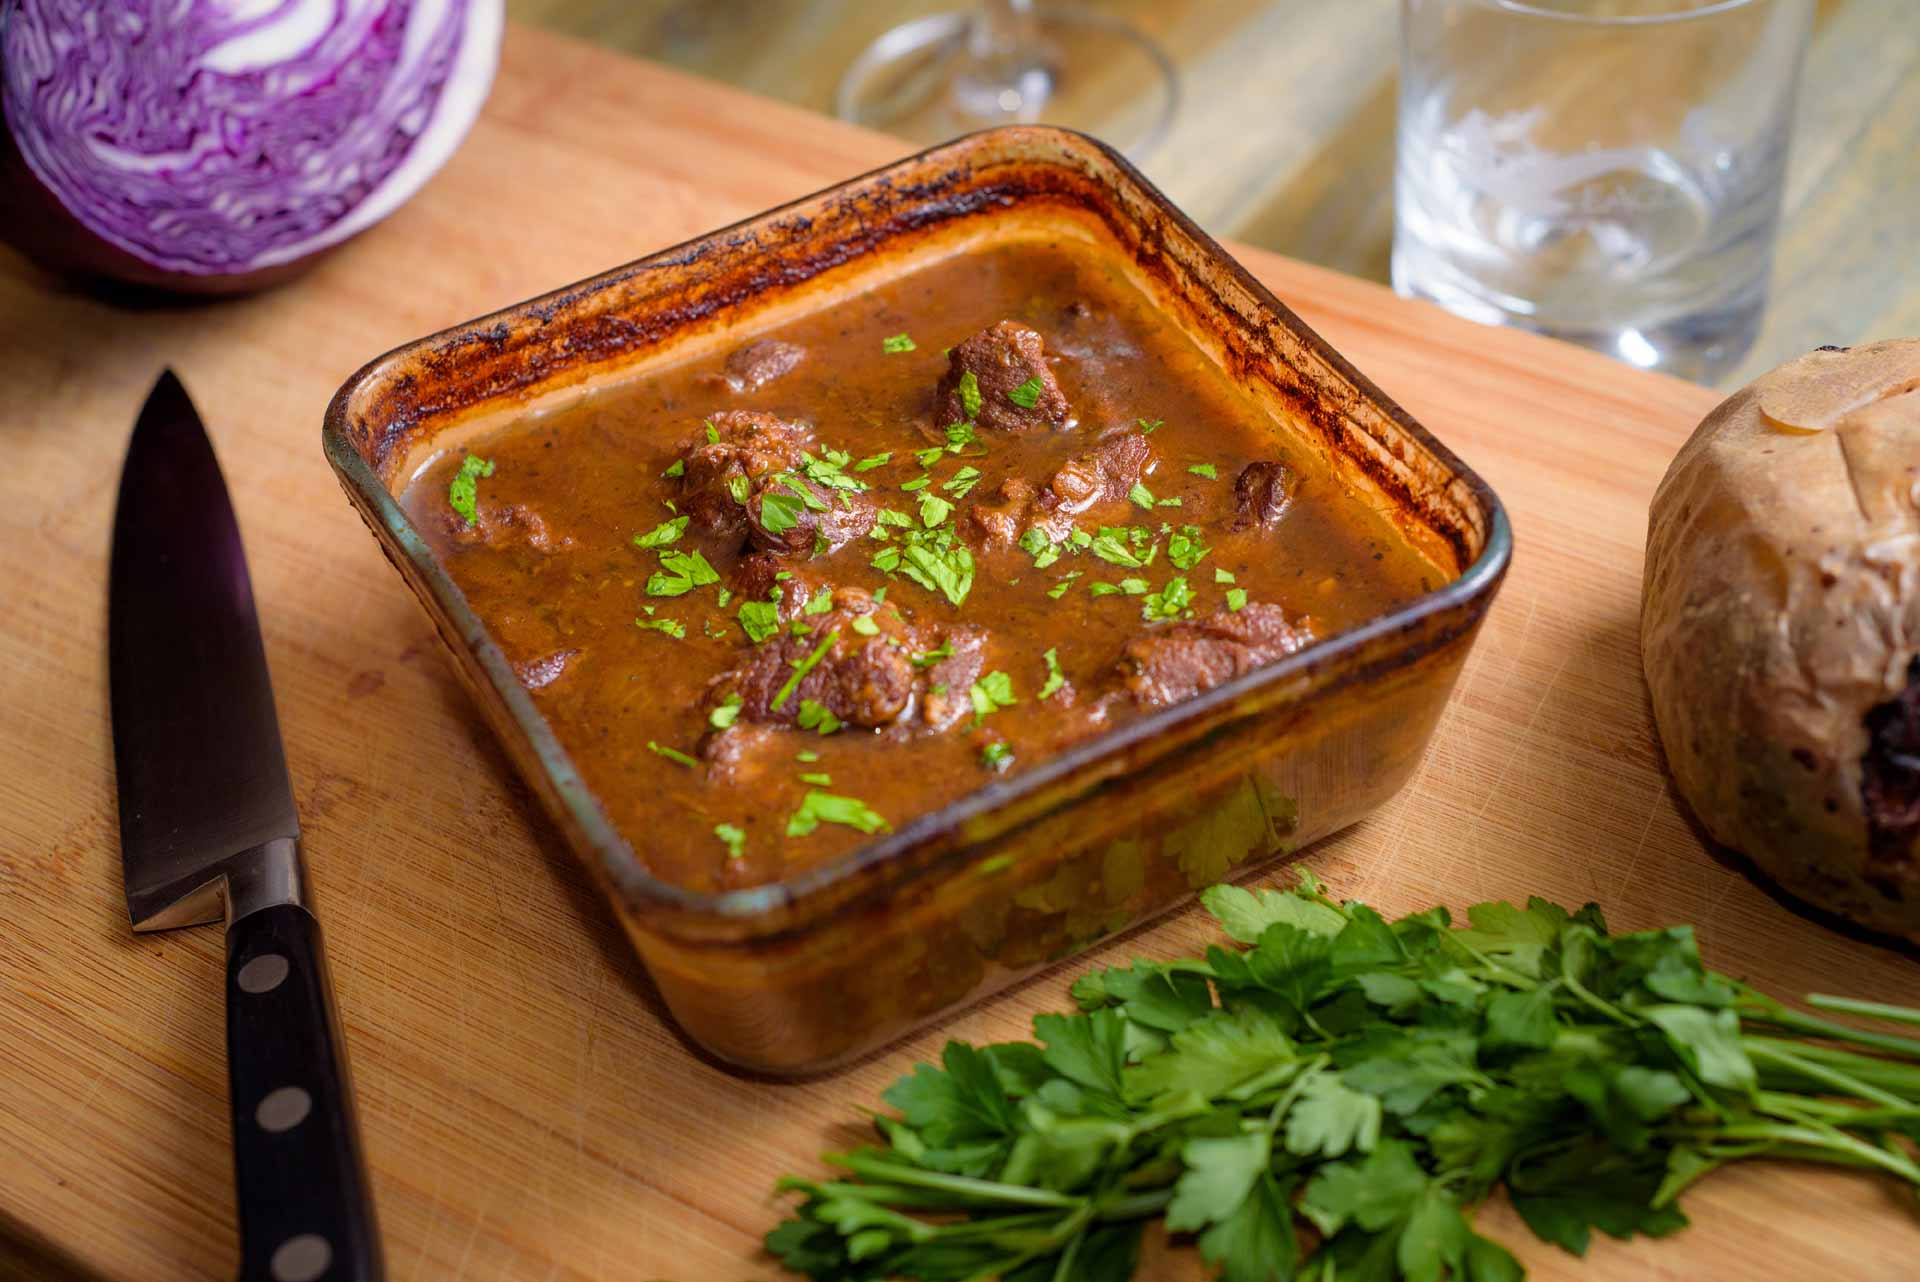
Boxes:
[2,25,1914,1282]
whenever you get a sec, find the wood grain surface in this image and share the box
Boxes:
[2,23,1917,1282]
[506,0,1920,390]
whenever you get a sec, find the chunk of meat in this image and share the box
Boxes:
[1117,604,1315,708]
[922,627,987,731]
[961,432,1154,549]
[1233,461,1297,530]
[1047,430,1153,516]
[935,321,1070,432]
[448,500,573,553]
[678,410,814,540]
[732,551,827,620]
[962,477,1039,549]
[746,474,876,558]
[719,339,805,392]
[514,648,580,691]
[700,721,787,788]
[707,589,918,730]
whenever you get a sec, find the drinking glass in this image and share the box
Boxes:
[1393,0,1814,382]
[836,0,1179,160]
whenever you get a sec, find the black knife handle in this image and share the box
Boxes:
[225,903,383,1282]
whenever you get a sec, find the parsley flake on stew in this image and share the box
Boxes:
[1006,376,1044,409]
[785,789,889,837]
[773,631,841,711]
[447,454,494,527]
[646,740,699,769]
[1038,647,1067,700]
[633,514,689,548]
[881,333,916,353]
[712,823,746,858]
[980,741,1014,772]
[634,616,687,638]
[956,370,983,420]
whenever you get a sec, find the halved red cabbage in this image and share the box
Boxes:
[0,0,503,294]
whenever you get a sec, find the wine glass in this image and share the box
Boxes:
[835,0,1179,160]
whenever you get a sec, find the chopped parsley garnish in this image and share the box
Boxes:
[447,454,494,527]
[1143,575,1193,621]
[646,548,720,597]
[1070,529,1093,549]
[969,670,1017,722]
[854,452,892,471]
[1214,567,1236,584]
[796,699,842,735]
[901,475,932,492]
[1137,417,1162,433]
[882,333,916,353]
[940,466,983,499]
[911,641,953,668]
[1127,482,1156,510]
[646,740,699,769]
[716,586,733,607]
[915,445,947,468]
[876,507,913,528]
[944,421,977,454]
[800,451,867,494]
[785,789,889,837]
[772,630,840,711]
[871,546,902,573]
[918,493,952,528]
[1089,527,1146,568]
[725,473,751,505]
[1166,524,1210,571]
[849,614,880,637]
[900,537,974,607]
[1018,526,1060,569]
[708,693,743,729]
[758,489,804,534]
[1188,462,1218,479]
[795,750,820,763]
[1007,376,1044,409]
[782,476,831,511]
[1226,587,1248,612]
[872,587,887,603]
[803,586,834,616]
[799,771,833,786]
[1038,647,1066,700]
[712,823,745,858]
[980,741,1014,771]
[663,458,686,478]
[633,515,689,548]
[956,371,982,420]
[1047,571,1082,598]
[737,599,780,643]
[703,419,720,444]
[791,621,813,637]
[1157,496,1183,508]
[1089,582,1120,597]
[634,616,686,638]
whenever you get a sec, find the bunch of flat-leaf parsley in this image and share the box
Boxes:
[768,872,1920,1281]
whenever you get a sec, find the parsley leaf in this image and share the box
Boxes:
[940,465,983,499]
[1089,528,1145,568]
[1038,647,1066,700]
[1127,482,1156,510]
[1167,526,1210,571]
[956,370,982,419]
[1188,462,1219,479]
[882,333,916,353]
[703,419,720,444]
[854,452,892,471]
[1226,587,1248,612]
[1047,571,1082,598]
[713,823,746,858]
[981,741,1014,772]
[736,599,780,644]
[708,693,743,729]
[759,489,804,534]
[918,493,953,528]
[1137,417,1163,433]
[944,420,977,453]
[969,670,1016,721]
[802,586,833,616]
[773,630,840,711]
[634,616,686,638]
[663,458,686,478]
[785,789,889,837]
[447,454,494,526]
[1143,575,1192,621]
[1007,375,1044,408]
[646,740,699,769]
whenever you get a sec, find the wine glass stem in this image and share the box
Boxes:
[972,0,1040,57]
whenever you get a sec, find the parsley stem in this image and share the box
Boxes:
[828,1153,1086,1209]
[1806,994,1920,1029]
[1684,1122,1920,1186]
[1094,1189,1174,1220]
[1744,1041,1910,1108]
[1739,991,1920,1059]
[1743,1036,1920,1096]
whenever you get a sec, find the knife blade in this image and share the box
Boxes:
[108,369,383,1282]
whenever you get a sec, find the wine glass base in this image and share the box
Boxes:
[835,5,1178,161]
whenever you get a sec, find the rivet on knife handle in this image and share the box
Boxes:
[227,900,383,1282]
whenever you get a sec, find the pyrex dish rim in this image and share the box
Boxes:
[323,124,1512,933]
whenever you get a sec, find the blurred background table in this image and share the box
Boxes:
[508,0,1918,388]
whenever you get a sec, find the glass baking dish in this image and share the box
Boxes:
[323,126,1511,1075]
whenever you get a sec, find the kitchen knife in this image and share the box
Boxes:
[108,369,382,1282]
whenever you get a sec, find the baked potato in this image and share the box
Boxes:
[1643,340,1920,941]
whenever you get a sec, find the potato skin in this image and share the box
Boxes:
[1643,340,1920,942]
